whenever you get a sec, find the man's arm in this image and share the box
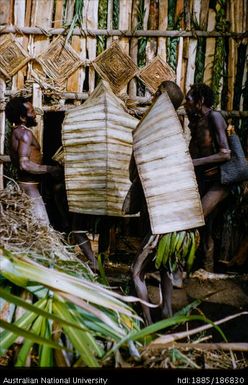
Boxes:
[193,111,231,167]
[18,130,56,175]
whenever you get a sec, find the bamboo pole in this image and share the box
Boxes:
[0,0,12,24]
[157,0,167,61]
[181,0,190,94]
[107,0,113,48]
[30,0,54,148]
[66,0,85,93]
[118,0,133,94]
[119,0,132,54]
[200,0,209,29]
[32,83,43,149]
[12,0,26,90]
[129,0,139,98]
[143,0,151,98]
[176,36,184,86]
[146,0,159,63]
[203,9,216,85]
[0,78,6,189]
[185,0,201,92]
[175,1,184,87]
[0,25,246,38]
[54,0,64,28]
[227,1,237,111]
[86,0,99,93]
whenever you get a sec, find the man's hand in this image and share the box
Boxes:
[48,165,64,179]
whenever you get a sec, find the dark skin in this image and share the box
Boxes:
[185,90,231,271]
[10,101,98,267]
[11,102,57,177]
[10,102,60,224]
[129,84,184,325]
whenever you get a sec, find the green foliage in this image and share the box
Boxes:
[192,15,206,84]
[97,0,108,56]
[0,248,141,367]
[211,0,228,107]
[155,230,200,273]
[113,0,119,30]
[64,0,84,43]
[166,3,182,72]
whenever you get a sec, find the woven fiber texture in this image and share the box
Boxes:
[221,134,248,184]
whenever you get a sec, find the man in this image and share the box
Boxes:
[124,81,185,324]
[5,96,61,225]
[184,83,231,271]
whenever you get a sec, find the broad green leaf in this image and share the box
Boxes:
[0,298,47,351]
[0,287,90,334]
[39,302,53,367]
[53,301,100,367]
[1,251,139,317]
[0,319,69,352]
[15,339,33,367]
[15,314,44,367]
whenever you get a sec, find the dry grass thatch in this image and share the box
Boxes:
[0,181,93,279]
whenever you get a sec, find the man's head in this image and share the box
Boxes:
[185,83,215,118]
[156,80,184,110]
[5,96,37,128]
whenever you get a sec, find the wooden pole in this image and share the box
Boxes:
[129,0,139,98]
[203,9,216,85]
[185,0,201,92]
[66,0,85,94]
[157,0,168,61]
[0,26,246,38]
[0,78,6,189]
[12,0,26,90]
[32,83,43,148]
[107,0,114,48]
[86,0,99,93]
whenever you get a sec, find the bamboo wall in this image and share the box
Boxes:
[0,0,247,189]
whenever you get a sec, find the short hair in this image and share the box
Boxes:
[5,96,29,125]
[188,83,215,108]
[156,80,184,109]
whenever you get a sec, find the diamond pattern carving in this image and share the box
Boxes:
[139,56,176,93]
[93,42,138,94]
[0,34,31,79]
[36,36,82,85]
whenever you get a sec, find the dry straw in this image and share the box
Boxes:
[0,181,93,279]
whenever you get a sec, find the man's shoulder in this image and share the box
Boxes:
[208,110,226,126]
[15,127,33,142]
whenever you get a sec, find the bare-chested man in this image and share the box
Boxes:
[185,83,231,271]
[124,81,185,325]
[5,96,61,225]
